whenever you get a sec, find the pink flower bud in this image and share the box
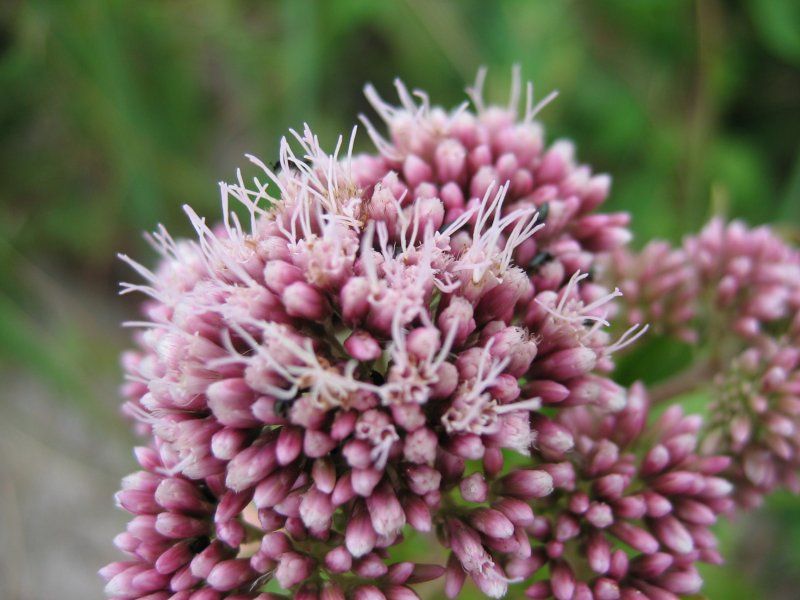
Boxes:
[410,197,445,233]
[403,154,433,188]
[274,489,303,518]
[593,473,627,500]
[250,550,276,575]
[444,552,466,599]
[405,465,442,495]
[259,531,291,560]
[211,428,250,461]
[263,260,303,295]
[155,513,209,539]
[610,522,659,554]
[403,427,438,465]
[354,584,388,600]
[435,139,467,183]
[367,483,406,536]
[299,485,334,532]
[585,502,614,529]
[431,362,459,398]
[630,552,673,579]
[324,546,353,573]
[506,552,546,580]
[303,429,337,458]
[276,426,303,465]
[534,417,574,456]
[253,468,296,508]
[207,558,254,591]
[403,495,432,532]
[460,473,489,503]
[310,458,337,494]
[440,181,465,210]
[332,472,357,506]
[614,494,647,520]
[674,498,716,525]
[651,471,703,496]
[330,409,358,440]
[643,491,672,518]
[340,277,371,323]
[355,553,389,579]
[282,281,328,320]
[405,562,445,584]
[275,552,314,589]
[587,531,611,574]
[225,440,278,492]
[214,491,252,527]
[657,566,702,595]
[525,581,552,599]
[524,380,570,404]
[469,507,515,539]
[154,478,211,514]
[593,578,620,600]
[190,541,230,579]
[652,515,694,554]
[438,297,476,347]
[448,433,485,460]
[206,378,259,428]
[103,565,149,596]
[535,347,597,380]
[500,469,554,499]
[352,467,382,497]
[344,330,383,361]
[540,462,576,490]
[115,488,160,515]
[551,561,576,600]
[251,396,286,425]
[346,507,377,558]
[494,497,535,526]
[641,444,670,476]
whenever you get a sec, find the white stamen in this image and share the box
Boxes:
[606,323,649,355]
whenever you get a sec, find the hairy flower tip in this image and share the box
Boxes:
[517,382,733,598]
[703,340,800,507]
[108,67,642,598]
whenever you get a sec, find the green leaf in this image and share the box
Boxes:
[747,0,800,64]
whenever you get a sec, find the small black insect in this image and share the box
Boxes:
[274,398,294,418]
[189,536,210,553]
[537,201,550,224]
[529,250,553,269]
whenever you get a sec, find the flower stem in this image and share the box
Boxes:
[649,358,715,405]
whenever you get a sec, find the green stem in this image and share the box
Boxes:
[648,357,716,405]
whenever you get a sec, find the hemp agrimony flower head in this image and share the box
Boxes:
[103,67,799,600]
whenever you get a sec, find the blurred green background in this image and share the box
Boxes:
[1,1,799,598]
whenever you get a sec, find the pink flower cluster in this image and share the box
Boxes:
[610,218,800,508]
[104,68,800,599]
[520,383,733,599]
[610,219,800,346]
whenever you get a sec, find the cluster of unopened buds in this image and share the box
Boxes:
[102,67,800,599]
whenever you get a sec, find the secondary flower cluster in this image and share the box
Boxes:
[104,69,799,599]
[610,218,800,509]
[519,383,733,599]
